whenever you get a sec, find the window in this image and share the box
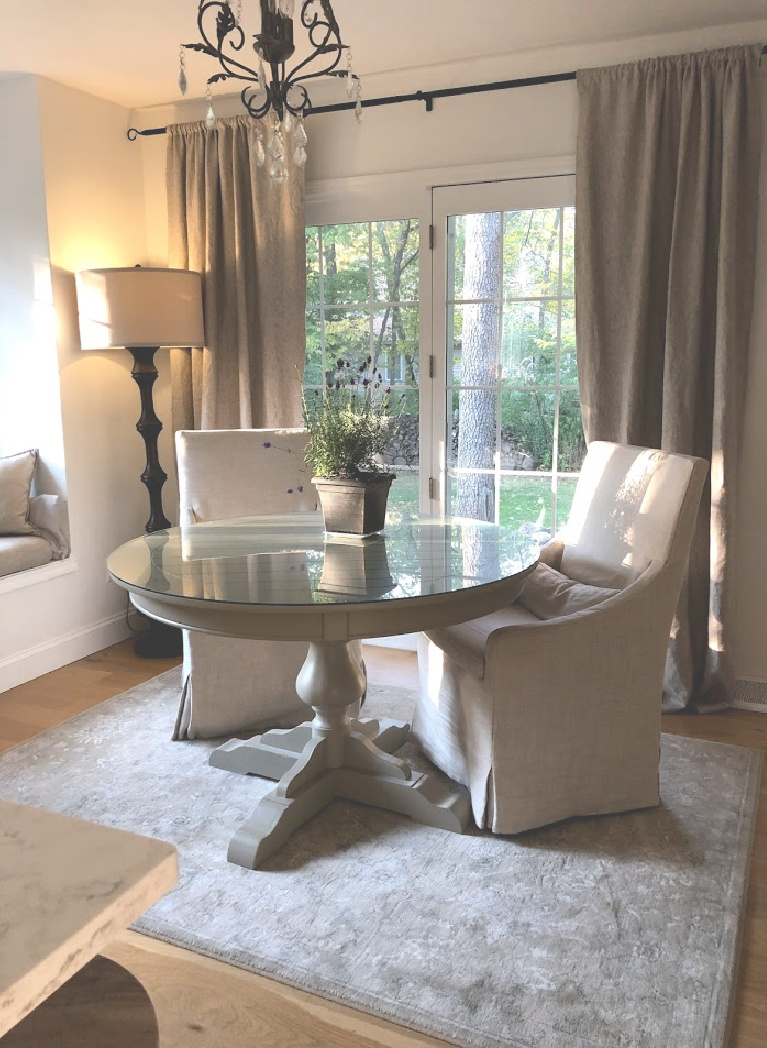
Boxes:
[304,221,421,514]
[433,177,583,538]
[304,177,583,536]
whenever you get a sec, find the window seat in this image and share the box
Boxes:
[0,493,70,579]
[0,535,53,576]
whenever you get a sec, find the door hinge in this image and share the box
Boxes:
[428,354,435,379]
[428,477,437,500]
[428,224,435,250]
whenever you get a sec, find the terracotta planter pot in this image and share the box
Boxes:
[313,473,395,536]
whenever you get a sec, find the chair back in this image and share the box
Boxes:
[560,441,708,588]
[176,429,317,523]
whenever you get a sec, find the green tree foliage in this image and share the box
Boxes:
[305,221,419,390]
[450,207,584,474]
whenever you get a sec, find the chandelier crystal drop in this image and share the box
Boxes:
[181,0,362,185]
[178,48,188,96]
[205,86,216,128]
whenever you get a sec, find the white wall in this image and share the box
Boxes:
[134,19,767,679]
[0,77,177,691]
[0,76,66,497]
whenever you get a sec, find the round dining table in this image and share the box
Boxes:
[107,513,539,870]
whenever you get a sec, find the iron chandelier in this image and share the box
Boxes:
[179,0,361,184]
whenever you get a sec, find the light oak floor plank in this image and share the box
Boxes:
[0,640,763,1047]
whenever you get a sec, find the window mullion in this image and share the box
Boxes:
[318,227,327,385]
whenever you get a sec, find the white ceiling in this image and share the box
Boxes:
[0,0,764,110]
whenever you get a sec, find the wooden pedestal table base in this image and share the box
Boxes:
[210,717,411,780]
[227,640,472,870]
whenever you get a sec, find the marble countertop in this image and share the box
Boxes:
[0,799,178,1037]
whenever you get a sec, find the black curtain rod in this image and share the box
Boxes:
[127,69,576,139]
[126,47,767,140]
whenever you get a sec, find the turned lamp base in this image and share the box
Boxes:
[128,345,182,660]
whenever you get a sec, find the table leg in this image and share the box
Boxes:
[227,641,471,870]
[209,717,411,779]
[209,657,410,779]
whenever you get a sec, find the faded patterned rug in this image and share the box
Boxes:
[0,669,760,1048]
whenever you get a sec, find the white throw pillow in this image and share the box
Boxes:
[0,449,38,536]
[518,562,619,620]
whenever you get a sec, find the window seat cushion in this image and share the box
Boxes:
[517,562,619,620]
[0,536,53,577]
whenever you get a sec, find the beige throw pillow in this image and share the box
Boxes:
[0,449,38,536]
[518,562,619,620]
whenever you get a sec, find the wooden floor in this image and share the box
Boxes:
[1,640,765,1047]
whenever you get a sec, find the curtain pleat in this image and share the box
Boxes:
[166,115,306,431]
[575,46,762,710]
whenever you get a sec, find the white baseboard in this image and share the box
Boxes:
[0,613,132,694]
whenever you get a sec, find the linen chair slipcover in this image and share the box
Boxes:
[174,428,317,740]
[413,442,708,834]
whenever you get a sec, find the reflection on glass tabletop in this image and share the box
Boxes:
[107,513,540,607]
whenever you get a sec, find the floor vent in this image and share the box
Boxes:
[733,678,767,713]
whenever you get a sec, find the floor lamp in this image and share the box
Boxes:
[76,266,205,658]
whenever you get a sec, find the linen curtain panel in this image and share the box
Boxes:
[167,115,306,430]
[575,47,762,711]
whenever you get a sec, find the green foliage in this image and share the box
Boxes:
[450,206,584,474]
[305,221,420,391]
[304,359,403,479]
[305,208,586,494]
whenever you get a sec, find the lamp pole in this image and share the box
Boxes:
[128,345,179,658]
[128,347,171,533]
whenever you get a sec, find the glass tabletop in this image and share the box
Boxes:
[107,513,540,607]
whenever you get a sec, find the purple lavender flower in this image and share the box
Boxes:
[262,441,272,448]
[286,488,294,494]
[297,485,304,493]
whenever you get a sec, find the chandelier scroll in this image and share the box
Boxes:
[180,0,362,184]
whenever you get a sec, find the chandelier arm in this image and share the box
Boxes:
[286,36,344,85]
[184,40,262,83]
[301,0,340,38]
[241,86,272,120]
[281,83,310,118]
[186,1,263,86]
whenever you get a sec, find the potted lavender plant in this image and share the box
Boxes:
[304,357,401,536]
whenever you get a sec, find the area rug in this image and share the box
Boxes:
[0,670,760,1048]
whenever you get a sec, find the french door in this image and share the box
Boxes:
[428,175,582,536]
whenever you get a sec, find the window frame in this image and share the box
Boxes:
[431,174,578,534]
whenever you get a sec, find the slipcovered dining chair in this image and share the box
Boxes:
[413,441,708,835]
[173,428,318,741]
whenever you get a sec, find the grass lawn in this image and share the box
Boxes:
[388,472,578,534]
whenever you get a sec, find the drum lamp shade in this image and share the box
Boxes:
[76,267,205,350]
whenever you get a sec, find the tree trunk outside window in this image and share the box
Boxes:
[455,211,501,522]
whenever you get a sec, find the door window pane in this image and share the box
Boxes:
[501,301,559,386]
[503,208,563,299]
[450,303,500,387]
[445,203,582,534]
[448,388,497,470]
